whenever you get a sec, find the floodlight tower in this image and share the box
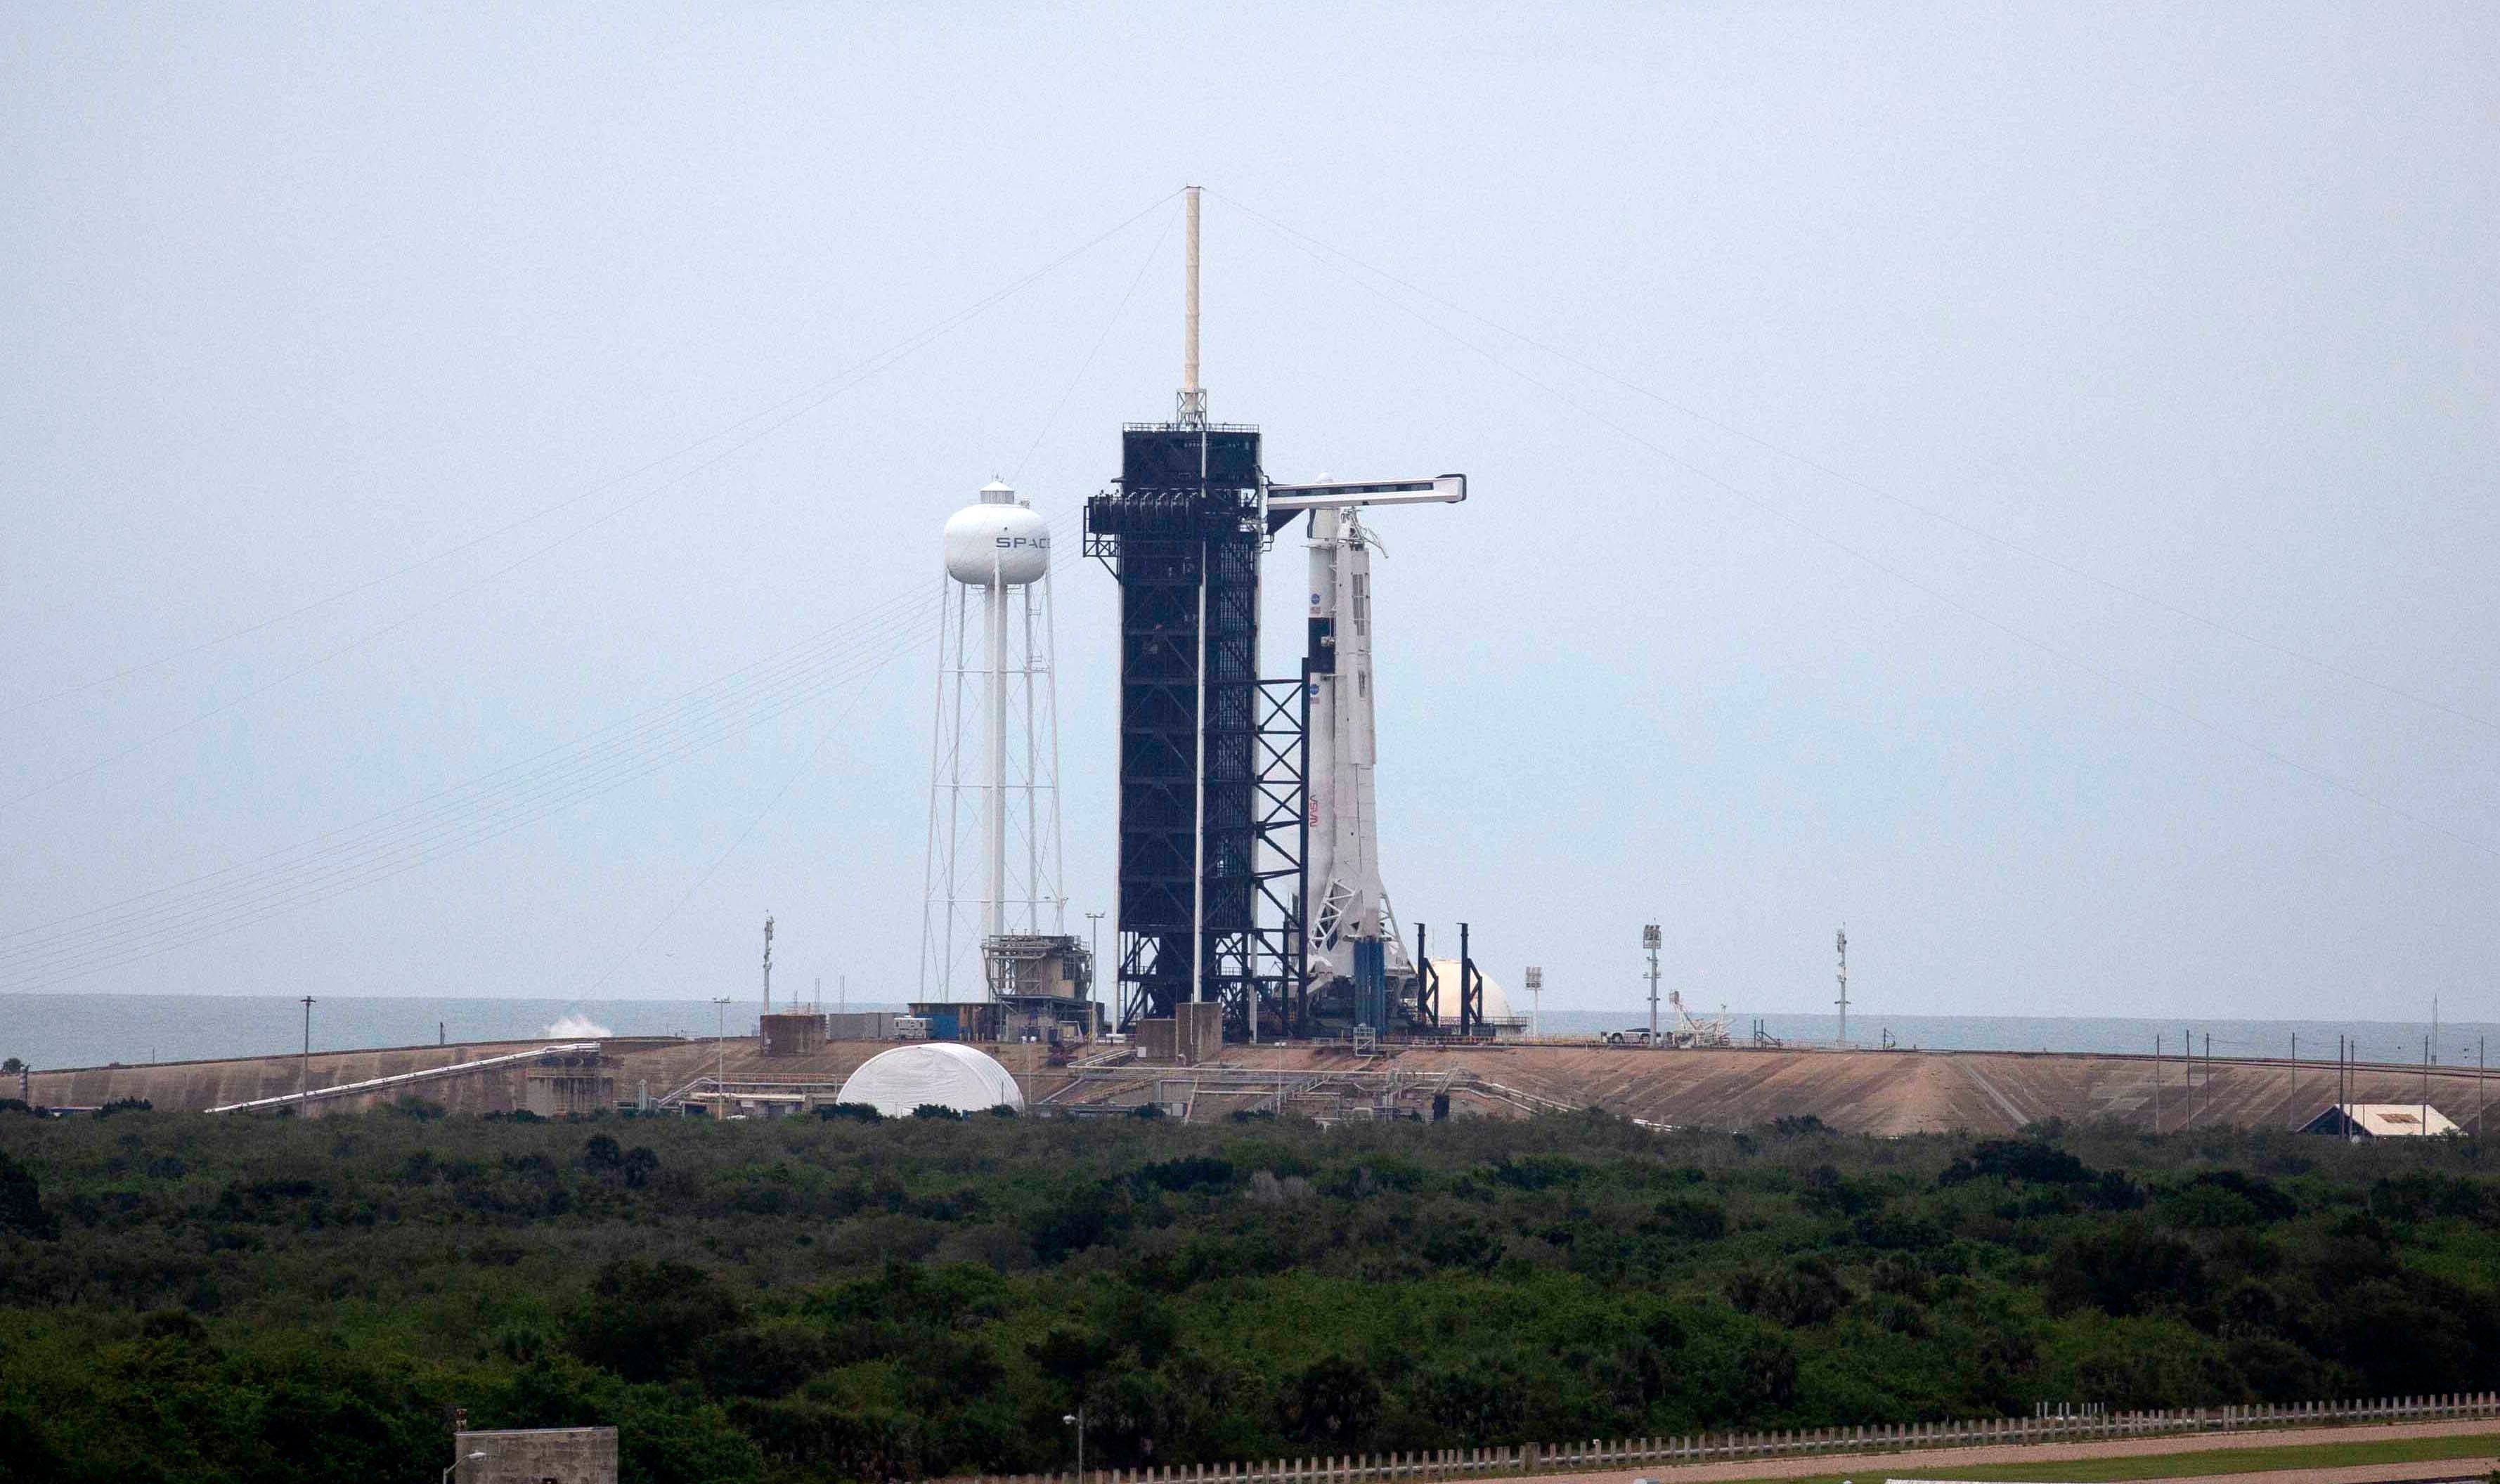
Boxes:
[1524,966,1543,1039]
[1834,925,1849,1047]
[1643,924,1662,1046]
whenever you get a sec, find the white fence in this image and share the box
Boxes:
[939,1391,2500,1484]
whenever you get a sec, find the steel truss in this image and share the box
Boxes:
[1086,425,1308,1042]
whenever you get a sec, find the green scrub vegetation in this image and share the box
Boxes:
[0,1105,2493,1484]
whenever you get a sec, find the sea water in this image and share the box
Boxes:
[4,993,2493,1074]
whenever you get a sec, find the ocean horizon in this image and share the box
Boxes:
[5,992,2494,1074]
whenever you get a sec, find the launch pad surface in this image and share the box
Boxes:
[28,1035,2496,1135]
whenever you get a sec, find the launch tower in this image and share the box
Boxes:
[1085,187,1468,1042]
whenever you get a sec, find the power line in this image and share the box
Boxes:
[1215,189,2499,738]
[1226,197,2499,864]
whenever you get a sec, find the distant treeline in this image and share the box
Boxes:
[1,1102,2495,1483]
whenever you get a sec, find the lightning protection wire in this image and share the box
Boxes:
[1,509,1087,987]
[1216,190,2499,739]
[1,569,949,939]
[571,649,907,998]
[3,188,1181,724]
[4,505,1077,959]
[1228,200,2500,864]
[1011,202,1178,481]
[1,346,936,812]
[0,610,937,990]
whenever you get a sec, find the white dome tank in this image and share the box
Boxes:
[943,480,1049,587]
[836,1042,1026,1117]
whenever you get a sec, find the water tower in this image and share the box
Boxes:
[917,481,1093,1041]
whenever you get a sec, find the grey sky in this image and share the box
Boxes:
[3,4,2492,1023]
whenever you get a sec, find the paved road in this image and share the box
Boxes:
[1522,1417,2500,1484]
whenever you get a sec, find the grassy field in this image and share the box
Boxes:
[1754,1431,2500,1484]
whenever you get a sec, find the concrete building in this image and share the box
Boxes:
[522,1048,616,1117]
[2300,1102,2462,1137]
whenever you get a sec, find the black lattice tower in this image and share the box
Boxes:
[1085,425,1307,1039]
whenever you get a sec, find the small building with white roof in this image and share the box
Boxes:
[2298,1102,2461,1138]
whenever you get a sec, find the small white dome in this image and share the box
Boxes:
[836,1042,1025,1117]
[1422,959,1517,1024]
[944,491,1049,587]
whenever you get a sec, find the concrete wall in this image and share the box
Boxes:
[455,1426,616,1484]
[27,1041,562,1114]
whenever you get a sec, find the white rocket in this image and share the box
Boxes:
[1267,474,1467,1014]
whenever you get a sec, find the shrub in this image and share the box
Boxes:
[1939,1138,2091,1187]
[0,1150,58,1239]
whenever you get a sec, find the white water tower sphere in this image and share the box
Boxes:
[945,481,1049,586]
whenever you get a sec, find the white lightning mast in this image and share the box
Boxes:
[1177,185,1206,429]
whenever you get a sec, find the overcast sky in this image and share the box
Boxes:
[3,4,2493,1024]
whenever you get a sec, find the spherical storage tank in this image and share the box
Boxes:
[943,480,1049,587]
[836,1042,1025,1117]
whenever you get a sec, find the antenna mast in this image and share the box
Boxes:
[761,913,775,1016]
[1177,186,1206,427]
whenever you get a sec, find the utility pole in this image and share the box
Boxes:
[1642,925,1662,1046]
[761,913,775,1017]
[2153,1034,2162,1134]
[1524,966,1543,1039]
[299,996,316,1109]
[1834,925,1849,1048]
[712,996,731,1117]
[1085,911,1104,1010]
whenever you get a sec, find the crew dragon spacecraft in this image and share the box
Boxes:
[1267,474,1466,1031]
